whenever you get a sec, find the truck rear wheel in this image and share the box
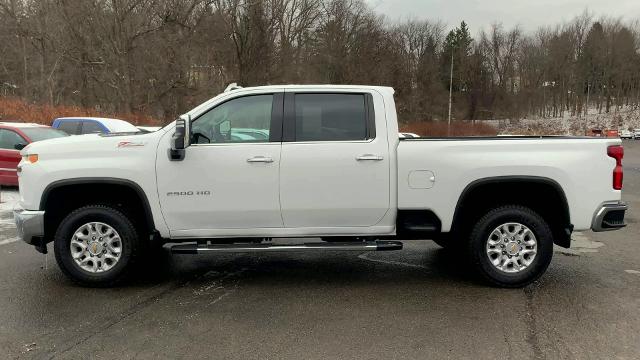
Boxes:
[54,205,140,287]
[468,205,553,288]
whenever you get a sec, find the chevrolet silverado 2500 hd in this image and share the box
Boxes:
[14,85,627,287]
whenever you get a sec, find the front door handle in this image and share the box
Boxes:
[356,154,384,161]
[247,156,274,163]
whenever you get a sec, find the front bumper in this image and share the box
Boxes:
[13,207,45,248]
[591,202,627,232]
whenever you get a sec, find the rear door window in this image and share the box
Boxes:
[56,121,81,135]
[294,94,369,141]
[80,121,105,134]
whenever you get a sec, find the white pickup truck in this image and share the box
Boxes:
[14,85,627,287]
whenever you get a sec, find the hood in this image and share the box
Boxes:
[21,131,163,159]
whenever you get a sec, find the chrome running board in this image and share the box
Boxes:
[170,240,403,254]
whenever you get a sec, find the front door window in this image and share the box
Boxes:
[191,95,274,144]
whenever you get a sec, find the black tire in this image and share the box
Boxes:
[54,205,141,287]
[468,205,553,288]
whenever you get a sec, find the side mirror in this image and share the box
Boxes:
[169,115,190,161]
[14,143,26,151]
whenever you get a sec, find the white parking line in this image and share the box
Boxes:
[0,237,19,246]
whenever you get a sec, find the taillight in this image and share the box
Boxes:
[607,145,623,190]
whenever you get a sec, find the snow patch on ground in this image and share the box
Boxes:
[497,107,640,135]
[557,232,604,256]
[0,188,19,245]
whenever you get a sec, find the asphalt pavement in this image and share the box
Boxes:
[0,141,639,359]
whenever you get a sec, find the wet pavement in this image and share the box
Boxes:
[0,141,639,359]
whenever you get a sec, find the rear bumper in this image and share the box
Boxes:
[13,207,45,246]
[591,202,627,232]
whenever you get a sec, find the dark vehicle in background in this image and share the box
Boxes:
[0,122,68,186]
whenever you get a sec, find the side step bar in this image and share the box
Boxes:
[171,240,403,254]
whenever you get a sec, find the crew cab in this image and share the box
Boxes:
[14,85,627,287]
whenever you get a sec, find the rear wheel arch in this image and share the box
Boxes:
[451,176,572,248]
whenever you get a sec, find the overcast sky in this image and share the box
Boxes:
[365,0,640,33]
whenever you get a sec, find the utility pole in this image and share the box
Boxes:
[448,51,454,136]
[585,82,591,135]
[585,82,591,116]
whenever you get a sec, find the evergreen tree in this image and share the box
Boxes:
[579,22,606,110]
[441,22,473,91]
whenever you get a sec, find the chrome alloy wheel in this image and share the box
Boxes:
[70,222,122,273]
[486,222,537,273]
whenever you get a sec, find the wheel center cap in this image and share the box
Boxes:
[88,241,103,255]
[506,242,520,256]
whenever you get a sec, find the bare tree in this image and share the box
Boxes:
[1,1,639,126]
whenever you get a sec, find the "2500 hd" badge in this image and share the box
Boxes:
[166,191,211,196]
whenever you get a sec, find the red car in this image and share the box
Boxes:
[0,122,68,186]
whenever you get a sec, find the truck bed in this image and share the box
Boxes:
[397,136,622,232]
[400,135,600,141]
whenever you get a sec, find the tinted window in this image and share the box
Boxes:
[21,128,68,142]
[56,121,80,135]
[0,129,27,149]
[80,121,105,134]
[191,95,273,144]
[295,94,367,141]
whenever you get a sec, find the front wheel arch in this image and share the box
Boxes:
[41,178,156,245]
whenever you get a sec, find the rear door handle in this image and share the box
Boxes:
[356,154,384,161]
[247,156,274,163]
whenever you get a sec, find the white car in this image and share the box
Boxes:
[619,129,633,139]
[15,85,627,288]
[634,129,640,139]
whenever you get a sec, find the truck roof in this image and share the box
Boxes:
[187,84,395,118]
[225,84,395,93]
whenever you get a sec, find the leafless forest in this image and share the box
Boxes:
[1,0,639,126]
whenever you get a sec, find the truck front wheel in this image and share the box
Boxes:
[468,205,553,288]
[54,205,141,287]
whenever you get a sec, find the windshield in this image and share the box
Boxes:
[21,127,69,142]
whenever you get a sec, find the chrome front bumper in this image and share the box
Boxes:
[592,202,627,232]
[13,208,45,245]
